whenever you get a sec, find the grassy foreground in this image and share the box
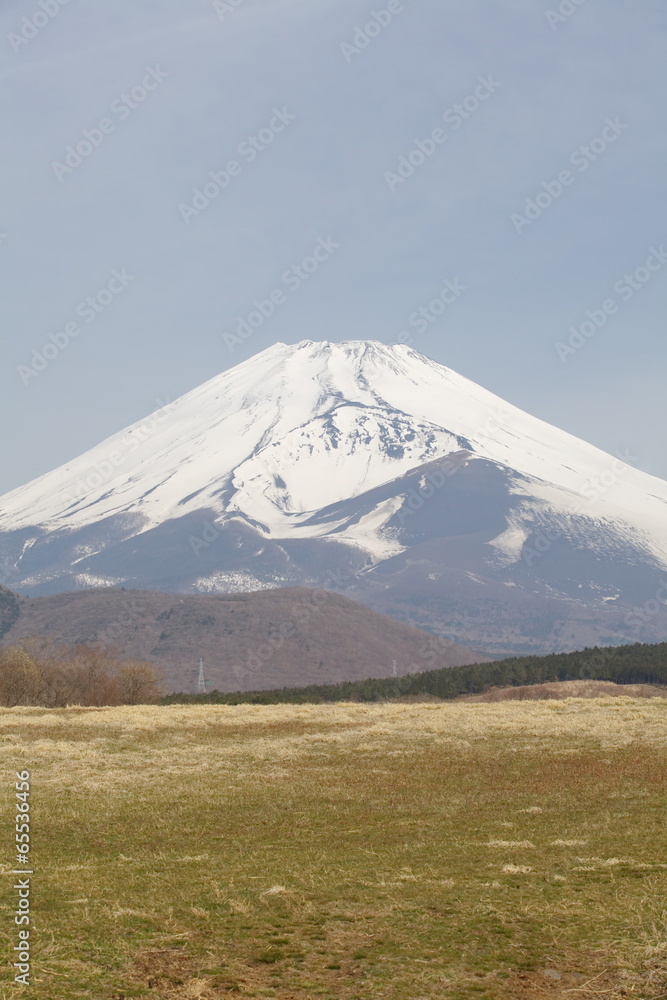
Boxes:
[2,700,667,999]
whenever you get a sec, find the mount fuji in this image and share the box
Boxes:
[1,340,666,656]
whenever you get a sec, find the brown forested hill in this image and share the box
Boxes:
[1,586,488,693]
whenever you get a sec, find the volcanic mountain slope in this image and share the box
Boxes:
[1,340,666,655]
[0,586,486,693]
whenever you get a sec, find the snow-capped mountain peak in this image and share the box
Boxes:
[1,339,665,549]
[1,341,666,656]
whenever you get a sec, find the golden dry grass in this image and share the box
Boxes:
[461,680,667,701]
[1,698,666,998]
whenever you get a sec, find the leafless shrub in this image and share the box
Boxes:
[116,661,162,705]
[0,647,43,707]
[0,639,162,707]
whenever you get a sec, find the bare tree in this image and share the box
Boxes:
[0,648,43,707]
[116,661,162,704]
[64,646,122,706]
[0,640,162,707]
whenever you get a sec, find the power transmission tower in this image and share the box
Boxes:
[197,658,206,694]
[391,659,398,677]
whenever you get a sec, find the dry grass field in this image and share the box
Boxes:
[460,680,667,702]
[1,698,667,999]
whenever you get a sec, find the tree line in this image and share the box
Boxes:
[0,640,161,707]
[162,641,667,706]
[3,638,664,708]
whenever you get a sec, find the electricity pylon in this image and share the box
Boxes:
[197,658,206,694]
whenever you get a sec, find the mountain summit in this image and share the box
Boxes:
[1,341,666,654]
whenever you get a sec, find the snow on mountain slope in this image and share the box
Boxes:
[2,340,667,655]
[2,340,667,570]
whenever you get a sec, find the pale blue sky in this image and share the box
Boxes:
[1,0,666,493]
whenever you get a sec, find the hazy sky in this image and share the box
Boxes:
[1,0,666,494]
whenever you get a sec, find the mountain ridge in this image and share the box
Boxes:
[0,585,488,693]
